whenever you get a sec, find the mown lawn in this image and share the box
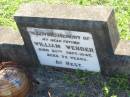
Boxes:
[0,0,130,39]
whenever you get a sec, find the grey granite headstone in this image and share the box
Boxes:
[0,26,130,97]
[14,3,120,72]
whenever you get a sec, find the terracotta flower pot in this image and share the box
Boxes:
[0,62,30,97]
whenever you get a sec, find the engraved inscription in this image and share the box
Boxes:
[27,27,100,72]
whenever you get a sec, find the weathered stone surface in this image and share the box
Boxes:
[100,40,130,75]
[14,3,120,73]
[27,66,105,97]
[115,40,130,56]
[14,3,119,53]
[28,66,129,97]
[0,27,35,65]
[0,27,23,44]
[15,4,112,21]
[118,92,128,97]
[0,26,129,97]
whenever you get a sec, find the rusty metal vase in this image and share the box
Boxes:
[0,62,30,97]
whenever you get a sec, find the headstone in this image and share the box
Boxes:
[14,3,120,72]
[0,26,130,97]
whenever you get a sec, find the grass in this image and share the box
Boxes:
[0,0,130,39]
[64,70,130,97]
[0,0,64,28]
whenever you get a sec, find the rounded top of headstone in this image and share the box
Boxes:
[14,3,113,21]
